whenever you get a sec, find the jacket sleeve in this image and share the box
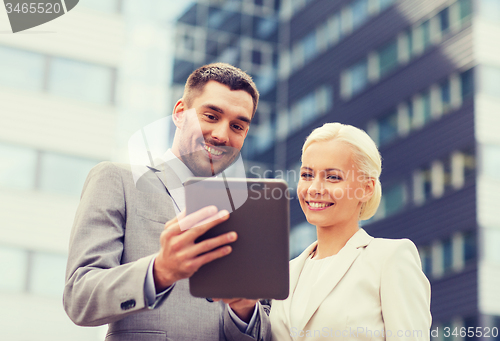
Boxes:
[63,162,162,326]
[380,239,432,340]
[223,300,272,341]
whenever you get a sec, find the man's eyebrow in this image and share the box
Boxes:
[237,115,251,124]
[203,104,223,114]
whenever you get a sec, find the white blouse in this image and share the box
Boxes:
[289,253,336,328]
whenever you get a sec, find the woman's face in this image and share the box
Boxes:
[297,139,373,230]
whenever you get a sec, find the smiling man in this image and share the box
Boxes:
[63,63,271,341]
[171,76,254,177]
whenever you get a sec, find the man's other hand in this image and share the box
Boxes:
[214,298,258,323]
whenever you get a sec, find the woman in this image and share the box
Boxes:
[270,123,431,340]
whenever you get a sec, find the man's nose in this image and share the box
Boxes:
[211,124,229,144]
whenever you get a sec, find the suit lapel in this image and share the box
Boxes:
[149,162,183,192]
[297,229,373,331]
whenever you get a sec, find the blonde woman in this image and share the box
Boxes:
[270,123,431,340]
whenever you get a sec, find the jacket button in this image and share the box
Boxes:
[120,299,136,310]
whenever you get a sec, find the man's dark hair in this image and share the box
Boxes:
[184,63,259,117]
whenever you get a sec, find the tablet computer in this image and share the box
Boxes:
[185,177,290,300]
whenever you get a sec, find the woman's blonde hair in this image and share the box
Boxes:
[302,122,382,220]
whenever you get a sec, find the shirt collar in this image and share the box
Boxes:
[161,149,195,185]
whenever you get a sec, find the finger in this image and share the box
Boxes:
[177,205,219,232]
[177,209,230,245]
[185,231,237,259]
[189,245,232,270]
[163,209,186,231]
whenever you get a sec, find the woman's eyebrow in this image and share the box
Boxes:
[325,168,344,174]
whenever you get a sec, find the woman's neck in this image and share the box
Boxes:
[314,223,359,259]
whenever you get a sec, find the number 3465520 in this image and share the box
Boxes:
[5,3,62,14]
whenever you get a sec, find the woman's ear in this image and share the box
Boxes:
[360,178,376,203]
[172,99,186,128]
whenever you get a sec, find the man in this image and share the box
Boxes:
[64,63,271,341]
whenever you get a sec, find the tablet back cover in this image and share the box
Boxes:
[185,178,290,300]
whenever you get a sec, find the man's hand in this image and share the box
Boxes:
[153,206,236,292]
[215,298,258,323]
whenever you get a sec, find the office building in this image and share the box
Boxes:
[173,0,500,335]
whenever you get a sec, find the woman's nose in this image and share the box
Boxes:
[308,177,325,196]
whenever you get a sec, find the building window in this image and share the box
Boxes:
[0,246,28,293]
[484,228,500,264]
[478,0,500,22]
[377,110,399,147]
[411,91,432,129]
[413,167,432,205]
[288,86,333,135]
[39,152,99,196]
[48,58,115,105]
[256,17,278,39]
[458,0,473,22]
[0,46,45,91]
[382,182,407,217]
[252,49,262,65]
[480,65,500,98]
[30,252,67,297]
[440,78,452,113]
[460,68,474,99]
[351,0,370,30]
[419,246,433,277]
[463,230,476,263]
[483,145,500,179]
[442,237,453,273]
[378,0,396,11]
[0,143,37,191]
[326,14,342,46]
[302,31,318,64]
[378,39,399,77]
[343,59,369,98]
[439,7,451,34]
[290,222,317,259]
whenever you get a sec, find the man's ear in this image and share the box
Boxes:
[172,99,187,128]
[360,178,376,203]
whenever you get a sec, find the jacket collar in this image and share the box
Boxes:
[285,228,373,331]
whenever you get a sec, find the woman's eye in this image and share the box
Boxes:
[327,175,341,181]
[301,173,312,179]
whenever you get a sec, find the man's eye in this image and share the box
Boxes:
[232,124,243,131]
[205,114,217,120]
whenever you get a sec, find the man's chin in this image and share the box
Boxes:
[180,151,238,177]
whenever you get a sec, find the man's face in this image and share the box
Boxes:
[172,80,254,177]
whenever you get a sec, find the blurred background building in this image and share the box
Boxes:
[0,0,499,339]
[172,0,500,338]
[0,0,188,340]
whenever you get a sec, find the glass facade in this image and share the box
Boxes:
[0,46,45,91]
[39,152,99,196]
[48,58,115,105]
[0,143,37,191]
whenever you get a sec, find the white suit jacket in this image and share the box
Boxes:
[270,228,431,340]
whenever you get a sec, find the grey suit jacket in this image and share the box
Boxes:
[64,162,271,341]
